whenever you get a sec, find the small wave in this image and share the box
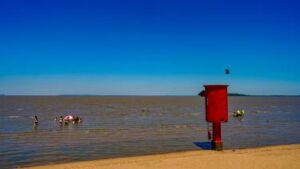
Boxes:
[8,116,21,119]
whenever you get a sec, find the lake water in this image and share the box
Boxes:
[1,96,300,168]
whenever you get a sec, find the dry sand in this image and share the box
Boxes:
[24,144,300,169]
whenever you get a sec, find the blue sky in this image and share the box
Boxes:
[0,0,299,95]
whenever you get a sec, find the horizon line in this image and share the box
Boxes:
[1,94,300,97]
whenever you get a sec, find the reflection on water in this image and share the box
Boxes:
[0,96,300,168]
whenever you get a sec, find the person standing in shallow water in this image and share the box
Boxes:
[58,116,63,125]
[33,115,39,126]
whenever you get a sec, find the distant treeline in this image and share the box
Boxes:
[228,93,300,97]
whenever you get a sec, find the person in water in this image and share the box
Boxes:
[33,115,39,126]
[233,109,245,118]
[58,116,63,125]
[72,116,82,124]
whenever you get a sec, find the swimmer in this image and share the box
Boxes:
[73,116,79,124]
[72,116,82,124]
[63,115,74,125]
[233,109,245,117]
[64,120,69,125]
[58,116,63,125]
[33,115,39,126]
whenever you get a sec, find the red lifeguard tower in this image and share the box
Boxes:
[200,85,228,150]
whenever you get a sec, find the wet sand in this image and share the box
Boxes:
[24,144,300,169]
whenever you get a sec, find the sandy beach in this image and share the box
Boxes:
[24,144,300,169]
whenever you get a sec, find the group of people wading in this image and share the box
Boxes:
[55,115,82,125]
[33,115,82,126]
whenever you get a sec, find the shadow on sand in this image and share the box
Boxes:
[193,142,212,150]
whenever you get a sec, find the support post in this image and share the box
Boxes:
[212,122,223,150]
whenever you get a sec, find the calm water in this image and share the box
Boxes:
[1,96,300,168]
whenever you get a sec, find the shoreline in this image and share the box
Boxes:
[23,144,300,169]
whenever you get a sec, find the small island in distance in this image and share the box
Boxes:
[228,93,300,97]
[228,93,248,96]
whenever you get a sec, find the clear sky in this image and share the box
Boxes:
[0,0,299,95]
